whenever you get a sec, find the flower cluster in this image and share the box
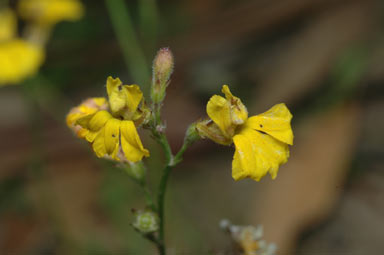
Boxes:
[0,0,84,85]
[67,48,293,183]
[67,77,150,163]
[197,85,293,181]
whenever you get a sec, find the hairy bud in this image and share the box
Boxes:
[151,47,174,103]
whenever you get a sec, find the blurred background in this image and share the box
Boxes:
[1,0,384,254]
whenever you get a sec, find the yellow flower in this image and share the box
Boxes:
[0,9,16,41]
[0,39,44,84]
[197,85,293,181]
[67,77,150,163]
[18,0,84,26]
[66,97,108,138]
[106,76,146,120]
[79,110,149,162]
[0,9,44,85]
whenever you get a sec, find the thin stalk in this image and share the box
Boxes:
[105,0,150,87]
[155,135,191,255]
[158,133,173,163]
[156,164,172,255]
[173,139,190,165]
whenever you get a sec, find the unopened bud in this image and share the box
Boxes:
[132,210,159,234]
[185,123,201,145]
[151,47,174,103]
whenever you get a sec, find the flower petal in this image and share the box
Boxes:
[66,97,108,139]
[207,95,233,138]
[0,39,44,84]
[246,103,293,145]
[92,97,108,108]
[76,110,112,142]
[85,131,98,142]
[88,110,112,132]
[123,84,143,113]
[232,130,266,181]
[106,76,127,114]
[232,127,289,181]
[222,85,248,125]
[104,118,121,155]
[92,128,106,158]
[120,120,149,162]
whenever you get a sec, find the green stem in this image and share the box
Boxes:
[155,134,191,255]
[105,0,150,87]
[158,133,173,163]
[156,164,172,255]
[173,139,190,165]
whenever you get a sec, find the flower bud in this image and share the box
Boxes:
[185,123,201,145]
[132,210,159,234]
[151,47,174,103]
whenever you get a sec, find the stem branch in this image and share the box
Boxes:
[155,133,191,255]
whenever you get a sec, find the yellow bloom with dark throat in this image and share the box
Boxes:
[197,85,293,181]
[67,77,149,163]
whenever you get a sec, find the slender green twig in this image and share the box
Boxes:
[154,132,191,255]
[173,139,190,165]
[105,0,150,86]
[156,164,172,255]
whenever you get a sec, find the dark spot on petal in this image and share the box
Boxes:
[260,124,263,128]
[118,85,122,91]
[112,134,116,138]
